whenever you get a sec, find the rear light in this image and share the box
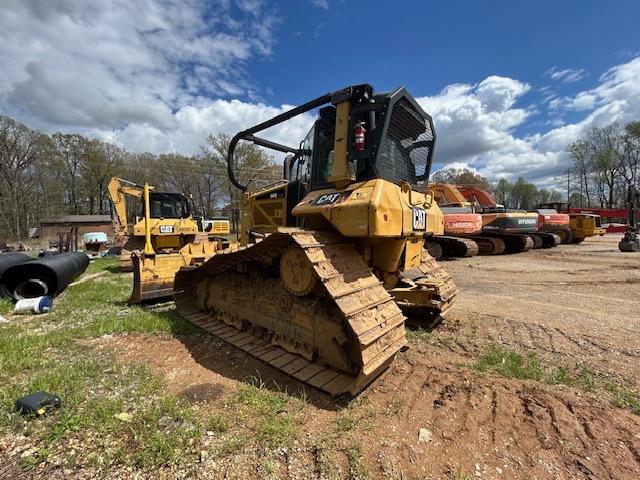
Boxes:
[354,121,366,152]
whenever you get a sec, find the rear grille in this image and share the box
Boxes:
[376,98,433,186]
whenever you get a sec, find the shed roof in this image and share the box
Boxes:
[40,215,112,224]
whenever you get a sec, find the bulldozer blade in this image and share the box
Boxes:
[129,253,190,304]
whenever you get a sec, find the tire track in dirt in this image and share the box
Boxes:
[365,354,640,480]
[430,313,640,381]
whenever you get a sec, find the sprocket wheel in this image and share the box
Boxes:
[279,246,318,296]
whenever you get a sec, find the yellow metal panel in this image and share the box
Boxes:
[372,238,405,272]
[327,100,353,189]
[292,178,444,239]
[404,236,423,270]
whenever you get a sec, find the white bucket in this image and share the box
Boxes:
[14,296,53,315]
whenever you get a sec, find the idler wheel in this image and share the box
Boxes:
[279,246,318,296]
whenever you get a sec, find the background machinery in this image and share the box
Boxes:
[456,186,560,251]
[536,202,606,243]
[534,208,572,243]
[618,185,640,252]
[107,177,228,303]
[429,183,530,254]
[174,84,457,395]
[421,185,482,258]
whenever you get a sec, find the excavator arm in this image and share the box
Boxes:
[108,177,144,239]
[428,183,473,207]
[455,186,498,208]
[107,177,155,255]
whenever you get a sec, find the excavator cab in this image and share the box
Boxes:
[147,192,191,220]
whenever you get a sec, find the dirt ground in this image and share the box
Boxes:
[98,234,640,480]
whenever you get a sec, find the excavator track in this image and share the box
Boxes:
[482,233,534,254]
[529,232,561,248]
[555,227,574,244]
[431,236,479,258]
[174,228,412,396]
[466,236,506,255]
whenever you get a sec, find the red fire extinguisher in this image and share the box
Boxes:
[354,121,366,152]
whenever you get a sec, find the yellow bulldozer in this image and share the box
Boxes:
[107,177,230,303]
[173,84,458,395]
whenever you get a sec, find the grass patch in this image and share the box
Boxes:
[346,442,369,480]
[474,344,543,381]
[0,258,208,473]
[605,383,640,415]
[335,410,358,433]
[216,432,249,456]
[229,384,301,449]
[206,413,229,433]
[385,398,405,417]
[577,365,597,392]
[0,298,13,316]
[406,327,432,343]
[473,345,640,416]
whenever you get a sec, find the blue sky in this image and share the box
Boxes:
[258,0,638,110]
[1,0,639,187]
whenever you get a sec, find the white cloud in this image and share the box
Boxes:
[417,76,532,163]
[89,99,315,157]
[1,1,639,191]
[0,0,279,131]
[311,0,329,9]
[545,66,588,83]
[420,58,640,188]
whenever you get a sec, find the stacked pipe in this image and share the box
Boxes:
[0,252,89,300]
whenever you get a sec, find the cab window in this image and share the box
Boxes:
[147,193,189,219]
[311,121,335,190]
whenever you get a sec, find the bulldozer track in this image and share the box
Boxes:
[412,249,459,318]
[176,228,437,395]
[175,228,456,395]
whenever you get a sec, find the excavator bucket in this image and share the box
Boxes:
[128,241,222,304]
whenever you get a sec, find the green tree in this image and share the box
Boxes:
[494,178,512,206]
[0,116,47,239]
[509,177,538,209]
[431,167,491,191]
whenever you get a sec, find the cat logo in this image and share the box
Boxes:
[412,208,427,230]
[311,191,352,206]
[314,193,341,205]
[159,225,174,233]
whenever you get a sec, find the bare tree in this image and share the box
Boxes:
[201,133,281,232]
[0,116,46,239]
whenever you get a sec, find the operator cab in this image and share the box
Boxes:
[146,192,191,219]
[282,85,436,225]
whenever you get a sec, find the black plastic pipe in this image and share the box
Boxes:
[0,252,33,299]
[0,252,89,300]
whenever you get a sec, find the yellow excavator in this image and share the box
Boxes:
[174,84,458,396]
[108,177,230,303]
